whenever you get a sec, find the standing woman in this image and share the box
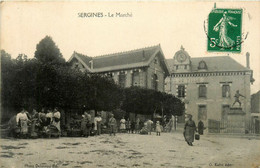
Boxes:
[53,107,61,132]
[30,109,39,137]
[46,108,53,126]
[184,114,197,146]
[94,113,102,135]
[119,117,126,133]
[16,108,29,138]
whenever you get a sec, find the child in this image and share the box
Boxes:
[156,121,162,136]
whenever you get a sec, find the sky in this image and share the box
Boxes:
[1,1,259,94]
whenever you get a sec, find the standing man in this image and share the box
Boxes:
[85,111,92,137]
[135,118,140,133]
[108,114,117,136]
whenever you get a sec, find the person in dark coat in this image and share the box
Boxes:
[198,120,205,135]
[126,118,131,133]
[131,121,136,133]
[184,114,197,146]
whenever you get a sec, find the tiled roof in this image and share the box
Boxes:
[69,45,170,75]
[166,56,250,73]
[92,45,158,69]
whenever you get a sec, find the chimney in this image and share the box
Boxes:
[89,60,93,69]
[246,52,250,68]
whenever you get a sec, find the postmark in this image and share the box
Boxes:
[206,8,243,52]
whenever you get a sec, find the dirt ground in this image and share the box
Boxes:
[0,132,259,168]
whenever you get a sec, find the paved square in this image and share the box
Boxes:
[1,133,259,168]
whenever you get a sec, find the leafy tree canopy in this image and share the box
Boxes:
[34,36,65,65]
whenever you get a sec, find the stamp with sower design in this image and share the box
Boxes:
[206,8,243,53]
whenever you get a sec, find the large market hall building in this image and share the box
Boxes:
[165,46,254,133]
[68,45,170,92]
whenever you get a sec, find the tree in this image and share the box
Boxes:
[84,74,123,113]
[1,50,16,121]
[122,87,185,118]
[34,36,65,64]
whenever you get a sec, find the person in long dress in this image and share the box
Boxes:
[81,112,88,137]
[146,119,153,135]
[16,108,29,137]
[94,113,102,135]
[85,111,92,137]
[184,115,197,146]
[46,109,53,126]
[30,109,39,137]
[119,117,126,133]
[198,120,205,135]
[52,107,61,132]
[213,11,238,48]
[140,122,148,135]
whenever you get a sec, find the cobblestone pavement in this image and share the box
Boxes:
[0,132,259,168]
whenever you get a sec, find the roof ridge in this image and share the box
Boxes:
[74,51,92,59]
[93,44,160,59]
[191,56,229,59]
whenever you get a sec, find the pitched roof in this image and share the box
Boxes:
[69,45,170,75]
[166,56,250,73]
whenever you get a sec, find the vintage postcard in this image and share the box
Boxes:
[0,1,260,168]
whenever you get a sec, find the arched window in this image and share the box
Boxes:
[198,61,207,70]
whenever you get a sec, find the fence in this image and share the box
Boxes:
[208,119,246,134]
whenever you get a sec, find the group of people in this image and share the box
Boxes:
[119,117,141,134]
[117,117,163,136]
[80,111,102,137]
[8,107,205,145]
[9,107,62,138]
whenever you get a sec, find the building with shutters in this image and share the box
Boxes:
[165,46,254,133]
[68,44,170,92]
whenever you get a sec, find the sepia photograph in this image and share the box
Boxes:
[0,1,260,168]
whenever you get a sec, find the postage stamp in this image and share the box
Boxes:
[207,8,243,53]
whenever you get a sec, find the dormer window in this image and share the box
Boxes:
[75,63,79,69]
[198,61,207,70]
[154,58,157,64]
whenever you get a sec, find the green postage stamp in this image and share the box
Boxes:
[207,8,243,53]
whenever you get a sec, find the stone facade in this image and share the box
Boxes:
[165,47,254,132]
